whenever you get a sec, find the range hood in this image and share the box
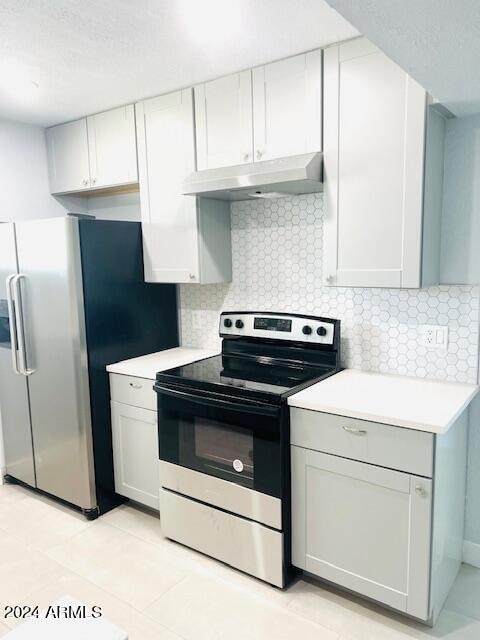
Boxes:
[181,152,323,201]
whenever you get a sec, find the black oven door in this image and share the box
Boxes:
[156,384,283,499]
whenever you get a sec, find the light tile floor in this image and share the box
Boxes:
[1,481,480,640]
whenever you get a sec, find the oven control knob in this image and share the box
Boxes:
[317,326,327,336]
[235,319,244,329]
[223,318,233,328]
[302,325,312,335]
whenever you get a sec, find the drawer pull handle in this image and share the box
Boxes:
[342,426,367,435]
[129,383,143,389]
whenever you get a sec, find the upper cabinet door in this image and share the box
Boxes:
[136,89,201,283]
[252,50,322,161]
[323,39,432,289]
[87,105,138,189]
[46,119,90,194]
[195,71,253,170]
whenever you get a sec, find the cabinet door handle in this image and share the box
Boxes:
[415,485,426,497]
[129,382,143,389]
[256,149,263,160]
[82,178,88,186]
[243,153,250,162]
[91,177,96,186]
[342,425,367,435]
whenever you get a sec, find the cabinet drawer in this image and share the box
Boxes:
[109,373,156,411]
[160,488,284,587]
[290,408,434,477]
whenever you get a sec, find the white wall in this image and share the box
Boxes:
[86,191,140,221]
[0,118,71,222]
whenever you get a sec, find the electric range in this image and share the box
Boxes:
[154,311,341,587]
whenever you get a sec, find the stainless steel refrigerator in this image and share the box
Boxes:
[0,216,178,517]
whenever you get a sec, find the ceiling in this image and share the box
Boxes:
[0,0,358,127]
[326,0,480,117]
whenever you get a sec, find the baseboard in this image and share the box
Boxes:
[463,540,480,568]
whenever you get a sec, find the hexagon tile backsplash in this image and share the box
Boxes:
[179,193,480,384]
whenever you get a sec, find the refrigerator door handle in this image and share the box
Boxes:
[12,274,34,376]
[5,274,21,375]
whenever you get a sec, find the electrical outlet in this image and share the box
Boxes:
[421,325,448,350]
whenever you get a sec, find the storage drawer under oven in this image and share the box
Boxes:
[159,460,282,529]
[159,487,284,587]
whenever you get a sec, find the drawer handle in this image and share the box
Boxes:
[129,382,143,389]
[342,425,367,435]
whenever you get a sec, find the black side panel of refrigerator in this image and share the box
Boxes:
[78,220,179,514]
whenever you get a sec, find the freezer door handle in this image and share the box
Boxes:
[12,274,35,376]
[5,274,21,375]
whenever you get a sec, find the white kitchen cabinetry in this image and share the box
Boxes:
[291,407,468,624]
[46,105,138,195]
[136,89,231,284]
[252,51,322,161]
[86,105,138,189]
[46,119,91,194]
[195,71,253,170]
[323,39,446,288]
[195,51,322,170]
[110,373,159,510]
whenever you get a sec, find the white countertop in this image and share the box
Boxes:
[288,369,478,434]
[106,346,219,379]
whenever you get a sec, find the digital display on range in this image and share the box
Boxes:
[254,317,292,332]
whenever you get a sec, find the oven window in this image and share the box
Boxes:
[157,388,282,497]
[179,417,254,488]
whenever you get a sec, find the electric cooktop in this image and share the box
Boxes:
[156,311,341,402]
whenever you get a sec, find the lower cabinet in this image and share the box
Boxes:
[290,407,468,624]
[111,400,159,510]
[291,446,431,619]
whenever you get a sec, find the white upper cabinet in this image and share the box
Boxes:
[46,119,91,194]
[252,51,322,161]
[195,71,253,170]
[46,105,138,195]
[136,89,232,284]
[86,105,138,189]
[323,39,445,289]
[194,52,322,171]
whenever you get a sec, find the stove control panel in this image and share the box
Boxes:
[220,312,337,346]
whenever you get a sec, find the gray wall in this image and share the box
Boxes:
[441,114,480,285]
[440,114,480,546]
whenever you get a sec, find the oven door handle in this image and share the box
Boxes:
[155,384,281,417]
